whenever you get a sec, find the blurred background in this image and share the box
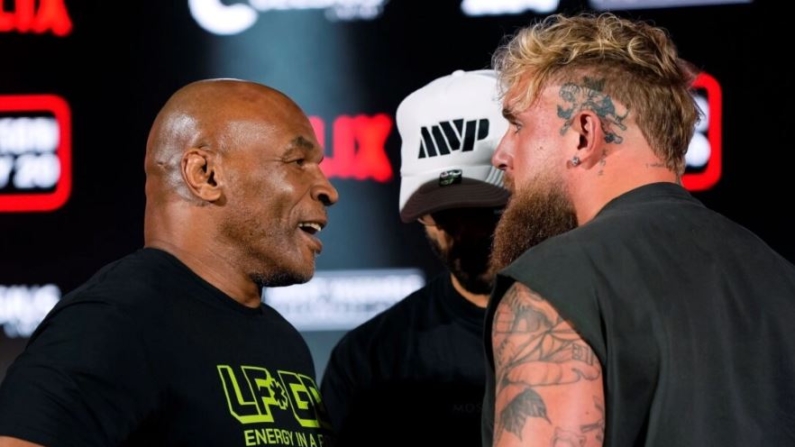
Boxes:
[0,0,786,380]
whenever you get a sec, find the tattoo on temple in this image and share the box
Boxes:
[556,77,628,144]
[492,283,602,444]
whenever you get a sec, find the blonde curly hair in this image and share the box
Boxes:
[492,12,701,175]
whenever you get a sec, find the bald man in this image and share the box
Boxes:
[0,78,338,447]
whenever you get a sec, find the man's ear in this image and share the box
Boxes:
[572,110,604,167]
[182,148,223,202]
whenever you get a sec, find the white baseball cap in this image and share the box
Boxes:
[397,69,510,223]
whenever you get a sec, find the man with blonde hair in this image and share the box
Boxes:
[483,12,795,447]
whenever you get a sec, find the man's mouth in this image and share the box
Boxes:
[298,221,324,235]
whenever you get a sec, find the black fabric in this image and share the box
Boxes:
[321,273,486,447]
[483,182,795,446]
[0,248,334,447]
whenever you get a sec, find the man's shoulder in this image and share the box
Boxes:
[346,287,429,335]
[59,248,184,310]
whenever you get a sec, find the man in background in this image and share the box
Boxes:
[321,69,509,446]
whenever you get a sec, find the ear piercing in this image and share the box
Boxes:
[571,156,581,167]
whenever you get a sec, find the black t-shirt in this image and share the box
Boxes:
[321,273,486,447]
[483,182,795,446]
[0,248,334,447]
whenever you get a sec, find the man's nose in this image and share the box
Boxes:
[313,172,339,207]
[492,139,511,171]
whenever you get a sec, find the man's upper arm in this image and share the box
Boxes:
[491,282,605,447]
[0,436,45,447]
[0,300,157,446]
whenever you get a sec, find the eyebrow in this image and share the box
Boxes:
[502,108,516,121]
[283,136,315,155]
[292,136,314,150]
[283,135,324,161]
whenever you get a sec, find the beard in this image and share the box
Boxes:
[427,231,496,295]
[220,204,314,289]
[251,269,311,289]
[489,176,577,275]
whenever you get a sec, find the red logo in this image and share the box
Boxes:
[682,72,722,192]
[310,114,393,182]
[0,95,72,212]
[0,0,72,36]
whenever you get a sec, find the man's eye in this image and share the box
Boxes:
[292,158,306,166]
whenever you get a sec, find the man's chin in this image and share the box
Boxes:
[490,184,577,273]
[460,278,495,295]
[255,266,313,289]
[448,247,496,295]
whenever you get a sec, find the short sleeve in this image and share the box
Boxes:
[0,297,160,447]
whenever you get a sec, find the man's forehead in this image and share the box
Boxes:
[232,117,317,151]
[503,84,560,115]
[502,95,528,119]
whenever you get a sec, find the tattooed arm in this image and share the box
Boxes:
[492,282,604,447]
